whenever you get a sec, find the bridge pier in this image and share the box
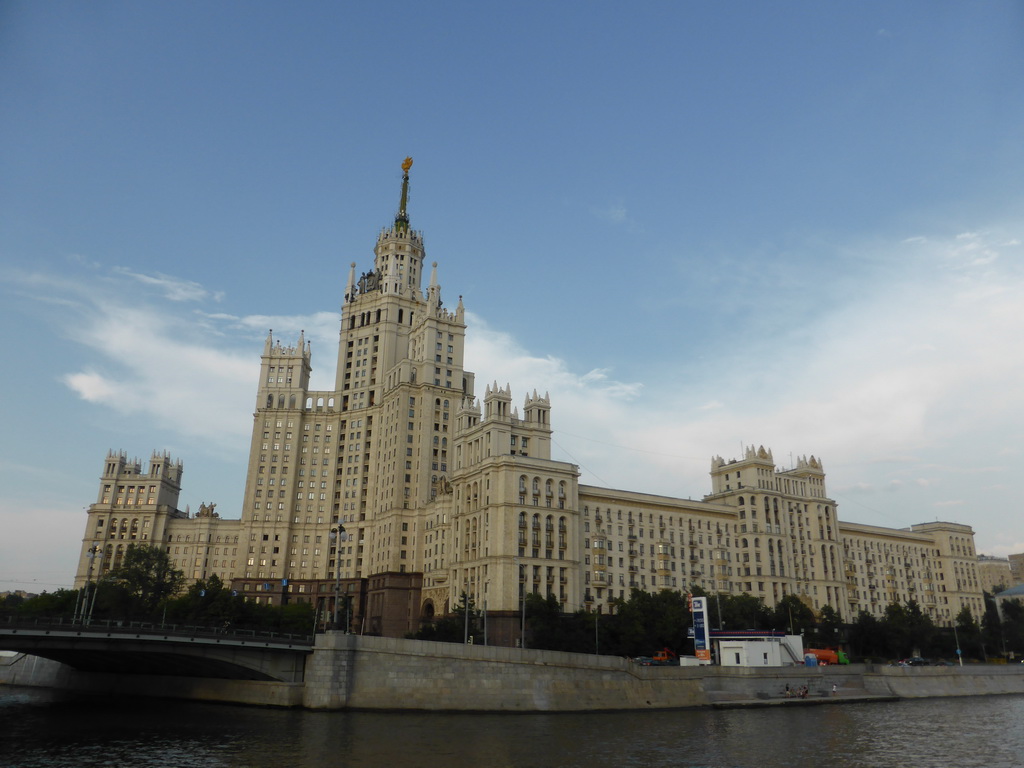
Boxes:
[302,631,356,709]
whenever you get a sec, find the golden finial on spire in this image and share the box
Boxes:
[396,157,413,230]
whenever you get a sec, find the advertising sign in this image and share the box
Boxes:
[692,596,711,661]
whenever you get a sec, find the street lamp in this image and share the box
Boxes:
[329,525,348,630]
[514,556,525,649]
[84,546,103,625]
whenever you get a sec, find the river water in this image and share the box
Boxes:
[1,686,1020,768]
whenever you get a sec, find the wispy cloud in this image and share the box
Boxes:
[112,268,225,302]
[10,226,1024,554]
[590,200,641,231]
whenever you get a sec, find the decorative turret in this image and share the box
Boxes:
[456,395,481,432]
[709,444,775,495]
[148,450,183,484]
[426,261,441,308]
[523,389,551,426]
[483,381,513,421]
[257,329,312,411]
[344,262,357,304]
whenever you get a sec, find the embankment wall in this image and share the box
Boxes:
[5,636,1024,711]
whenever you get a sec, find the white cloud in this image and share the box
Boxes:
[12,225,1024,558]
[60,303,255,450]
[63,370,120,403]
[112,268,224,302]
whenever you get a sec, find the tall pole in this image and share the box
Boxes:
[86,548,103,625]
[463,580,470,644]
[73,569,85,623]
[330,525,347,630]
[520,562,527,649]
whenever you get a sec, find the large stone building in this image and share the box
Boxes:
[74,160,986,640]
[978,555,1013,595]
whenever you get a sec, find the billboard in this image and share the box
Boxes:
[692,596,711,662]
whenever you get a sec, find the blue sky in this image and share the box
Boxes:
[3,2,1023,592]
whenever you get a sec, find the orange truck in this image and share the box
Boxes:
[652,648,678,665]
[634,648,679,666]
[805,648,850,665]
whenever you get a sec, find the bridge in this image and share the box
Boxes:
[0,618,312,682]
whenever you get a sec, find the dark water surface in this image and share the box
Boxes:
[1,686,1021,768]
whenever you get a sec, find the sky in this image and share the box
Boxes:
[2,1,1023,593]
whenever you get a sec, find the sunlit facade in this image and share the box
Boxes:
[75,162,986,638]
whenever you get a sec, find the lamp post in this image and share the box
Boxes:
[514,556,526,649]
[953,622,964,667]
[84,546,103,625]
[329,525,348,630]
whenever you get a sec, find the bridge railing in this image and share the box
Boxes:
[1,615,313,647]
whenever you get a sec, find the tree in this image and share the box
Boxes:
[718,593,769,631]
[101,544,185,618]
[603,589,691,657]
[807,604,844,649]
[954,606,984,661]
[412,590,478,644]
[5,589,77,619]
[847,609,884,660]
[767,595,815,636]
[982,591,1007,658]
[881,600,935,659]
[999,598,1024,659]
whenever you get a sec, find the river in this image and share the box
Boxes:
[1,686,1020,768]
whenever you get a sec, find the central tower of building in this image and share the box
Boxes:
[234,158,475,633]
[334,157,472,575]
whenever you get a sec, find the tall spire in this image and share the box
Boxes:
[395,156,413,231]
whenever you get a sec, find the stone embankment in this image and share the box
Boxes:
[5,635,1024,711]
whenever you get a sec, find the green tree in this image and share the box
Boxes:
[164,574,241,626]
[521,593,592,651]
[0,593,25,617]
[603,589,691,657]
[954,606,984,661]
[981,592,1007,658]
[768,595,816,636]
[412,591,478,644]
[101,544,185,619]
[525,592,563,649]
[718,593,769,631]
[8,589,78,619]
[999,598,1024,659]
[847,609,884,660]
[882,600,934,659]
[812,604,844,649]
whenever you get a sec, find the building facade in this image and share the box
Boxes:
[978,555,1013,596]
[75,160,987,638]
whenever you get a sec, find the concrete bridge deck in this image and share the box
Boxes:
[0,619,312,682]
